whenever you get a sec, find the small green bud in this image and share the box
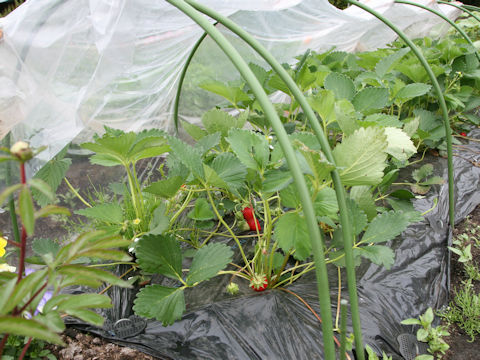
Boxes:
[226,282,239,295]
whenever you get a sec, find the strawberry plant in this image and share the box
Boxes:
[173,108,419,290]
[42,33,477,328]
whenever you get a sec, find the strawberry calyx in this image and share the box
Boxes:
[249,273,268,291]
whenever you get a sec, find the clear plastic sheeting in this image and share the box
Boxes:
[0,0,461,166]
[66,132,480,359]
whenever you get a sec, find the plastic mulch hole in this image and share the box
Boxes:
[113,316,147,339]
[397,333,429,360]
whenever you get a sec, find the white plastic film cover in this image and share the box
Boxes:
[0,0,461,167]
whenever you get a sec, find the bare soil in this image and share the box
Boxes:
[46,329,155,360]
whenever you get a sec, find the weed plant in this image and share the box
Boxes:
[402,308,450,359]
[441,280,480,342]
[440,217,480,342]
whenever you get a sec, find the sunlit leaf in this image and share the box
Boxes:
[333,127,387,186]
[384,127,416,162]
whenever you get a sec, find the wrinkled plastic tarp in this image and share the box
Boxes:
[67,131,480,359]
[0,0,460,166]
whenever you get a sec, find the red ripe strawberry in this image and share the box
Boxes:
[460,132,467,137]
[247,218,261,232]
[249,273,268,291]
[242,206,254,220]
[242,207,262,232]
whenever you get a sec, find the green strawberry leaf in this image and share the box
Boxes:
[375,47,410,78]
[412,163,434,182]
[182,121,207,140]
[349,186,376,221]
[384,127,416,162]
[186,243,233,285]
[144,176,184,198]
[294,140,334,183]
[313,187,338,218]
[307,89,336,125]
[133,285,185,326]
[360,211,410,245]
[148,204,170,235]
[395,83,431,102]
[324,72,355,100]
[210,152,247,191]
[202,109,246,138]
[135,234,182,280]
[168,136,204,180]
[188,198,215,221]
[249,62,269,86]
[274,212,311,260]
[226,129,269,171]
[199,80,250,106]
[194,132,221,156]
[352,87,389,113]
[356,245,395,270]
[262,170,292,195]
[32,238,60,261]
[335,99,359,136]
[347,198,368,236]
[332,127,388,186]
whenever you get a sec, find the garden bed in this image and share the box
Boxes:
[2,3,480,359]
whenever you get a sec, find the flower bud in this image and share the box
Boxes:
[10,141,33,161]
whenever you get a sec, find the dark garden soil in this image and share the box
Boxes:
[442,204,480,360]
[46,329,156,360]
